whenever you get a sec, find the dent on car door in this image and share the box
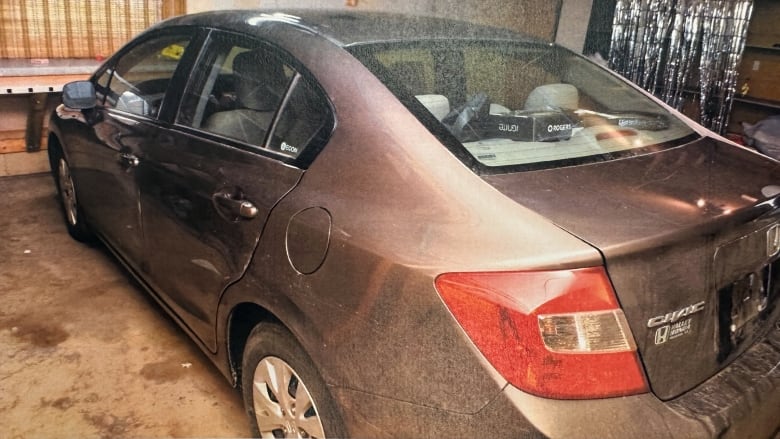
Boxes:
[138,33,333,351]
[71,32,195,268]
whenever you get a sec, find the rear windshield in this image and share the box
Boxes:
[348,41,698,172]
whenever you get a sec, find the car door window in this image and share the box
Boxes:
[103,34,192,118]
[178,35,294,147]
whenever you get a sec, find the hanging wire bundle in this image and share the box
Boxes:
[609,0,754,134]
[662,0,705,109]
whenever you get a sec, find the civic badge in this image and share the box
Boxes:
[767,224,780,257]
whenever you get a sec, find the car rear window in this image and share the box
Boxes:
[348,41,698,173]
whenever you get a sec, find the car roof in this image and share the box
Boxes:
[158,9,535,47]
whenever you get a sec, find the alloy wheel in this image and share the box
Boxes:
[252,356,326,439]
[58,158,78,226]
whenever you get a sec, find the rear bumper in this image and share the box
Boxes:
[669,320,780,439]
[509,318,780,438]
[334,318,780,438]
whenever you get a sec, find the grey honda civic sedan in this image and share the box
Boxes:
[48,9,780,438]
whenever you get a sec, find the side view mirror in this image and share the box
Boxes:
[62,81,96,110]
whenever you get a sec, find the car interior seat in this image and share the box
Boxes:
[524,83,579,111]
[202,50,286,145]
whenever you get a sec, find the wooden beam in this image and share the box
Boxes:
[0,131,47,154]
[162,0,186,19]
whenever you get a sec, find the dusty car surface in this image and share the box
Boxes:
[48,9,780,438]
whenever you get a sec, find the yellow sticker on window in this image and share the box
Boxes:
[161,44,185,60]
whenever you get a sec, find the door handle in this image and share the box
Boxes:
[236,200,259,219]
[119,152,139,168]
[212,189,258,220]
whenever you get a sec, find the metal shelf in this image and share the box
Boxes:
[733,96,780,110]
[744,44,780,52]
[0,59,98,95]
[1,75,91,95]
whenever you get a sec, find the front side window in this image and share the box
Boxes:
[103,33,191,118]
[350,41,698,172]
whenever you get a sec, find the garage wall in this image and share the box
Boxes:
[187,0,562,41]
[0,1,162,59]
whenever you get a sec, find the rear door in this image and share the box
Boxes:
[138,31,333,351]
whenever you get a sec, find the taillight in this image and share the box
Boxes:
[434,267,648,399]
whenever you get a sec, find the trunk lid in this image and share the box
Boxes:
[483,137,780,399]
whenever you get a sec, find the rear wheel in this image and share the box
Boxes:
[52,150,93,242]
[241,322,344,439]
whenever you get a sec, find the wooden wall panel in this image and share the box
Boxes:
[0,0,185,59]
[739,50,780,102]
[746,0,780,48]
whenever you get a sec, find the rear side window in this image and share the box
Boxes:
[103,34,191,118]
[177,35,294,147]
[350,41,698,173]
[177,32,334,164]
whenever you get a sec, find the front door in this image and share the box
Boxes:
[73,31,194,268]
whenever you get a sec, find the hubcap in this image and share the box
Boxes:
[58,158,78,226]
[252,356,325,439]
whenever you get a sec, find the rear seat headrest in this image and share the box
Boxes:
[524,83,579,110]
[415,94,450,121]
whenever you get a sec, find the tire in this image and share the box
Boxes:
[51,149,93,242]
[241,322,345,439]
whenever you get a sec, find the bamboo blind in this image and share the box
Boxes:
[0,0,165,59]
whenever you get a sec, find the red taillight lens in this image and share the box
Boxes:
[434,267,648,399]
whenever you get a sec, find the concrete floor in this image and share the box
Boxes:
[0,173,251,438]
